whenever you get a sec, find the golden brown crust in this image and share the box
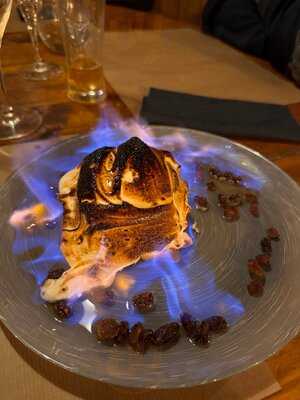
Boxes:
[41,137,191,302]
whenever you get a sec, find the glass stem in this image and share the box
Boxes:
[28,24,43,65]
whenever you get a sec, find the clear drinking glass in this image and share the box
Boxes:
[58,0,106,104]
[38,0,64,55]
[0,0,42,143]
[17,0,62,80]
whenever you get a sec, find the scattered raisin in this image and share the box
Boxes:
[132,292,155,313]
[249,203,259,218]
[129,323,152,353]
[205,316,228,334]
[256,254,271,272]
[180,312,196,336]
[248,259,266,286]
[52,300,72,320]
[247,281,264,297]
[194,196,209,212]
[261,237,272,255]
[128,323,144,352]
[115,321,129,345]
[47,268,65,280]
[223,207,239,222]
[143,329,155,346]
[154,323,180,349]
[90,313,231,352]
[191,321,210,346]
[267,227,280,241]
[207,181,216,192]
[93,318,120,345]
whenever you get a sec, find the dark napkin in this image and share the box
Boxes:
[140,88,300,141]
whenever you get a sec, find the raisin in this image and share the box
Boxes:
[194,196,209,212]
[115,321,129,345]
[261,237,272,255]
[154,322,180,349]
[205,316,228,334]
[191,321,210,346]
[247,281,264,297]
[52,300,72,320]
[93,318,120,345]
[180,312,196,336]
[129,323,152,353]
[207,181,216,192]
[128,323,144,352]
[267,227,280,241]
[47,268,65,280]
[223,207,239,222]
[132,292,155,313]
[256,254,271,272]
[143,329,155,346]
[249,203,259,218]
[248,259,266,286]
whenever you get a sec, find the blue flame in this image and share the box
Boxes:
[9,116,257,327]
[121,248,244,324]
[18,171,62,221]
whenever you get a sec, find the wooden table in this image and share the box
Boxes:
[1,5,300,400]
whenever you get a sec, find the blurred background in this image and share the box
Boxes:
[7,0,207,32]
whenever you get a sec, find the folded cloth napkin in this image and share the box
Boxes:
[140,88,300,141]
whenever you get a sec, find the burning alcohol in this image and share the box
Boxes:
[10,115,249,332]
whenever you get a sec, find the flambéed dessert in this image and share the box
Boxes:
[41,137,192,302]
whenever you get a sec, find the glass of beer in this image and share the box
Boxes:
[58,0,106,104]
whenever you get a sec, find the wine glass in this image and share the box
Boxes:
[0,0,42,143]
[38,0,64,54]
[18,0,62,80]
